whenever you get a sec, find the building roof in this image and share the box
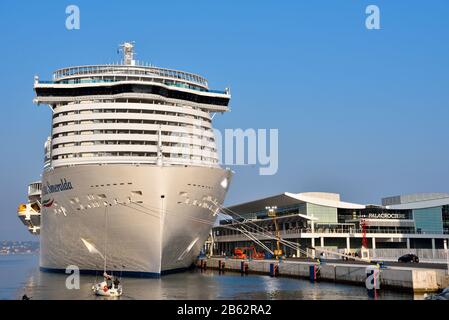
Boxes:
[225,192,366,215]
[218,213,316,228]
[224,191,449,215]
[286,192,366,210]
[382,193,449,206]
[385,197,449,210]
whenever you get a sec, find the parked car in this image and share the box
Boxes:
[398,253,419,263]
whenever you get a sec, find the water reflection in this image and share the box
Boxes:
[21,268,416,300]
[2,255,418,300]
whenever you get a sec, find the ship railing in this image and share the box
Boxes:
[52,65,208,87]
[38,79,115,84]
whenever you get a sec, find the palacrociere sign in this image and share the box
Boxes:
[362,213,407,220]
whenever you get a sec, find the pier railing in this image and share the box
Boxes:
[314,248,449,262]
[215,228,449,241]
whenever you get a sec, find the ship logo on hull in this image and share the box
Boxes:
[42,178,73,195]
[42,198,54,207]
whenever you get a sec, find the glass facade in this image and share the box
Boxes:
[337,208,361,223]
[240,203,306,220]
[413,207,443,234]
[338,207,412,222]
[307,203,337,223]
[442,205,449,233]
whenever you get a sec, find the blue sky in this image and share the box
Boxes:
[1,1,448,240]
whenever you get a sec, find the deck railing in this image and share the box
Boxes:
[52,65,208,87]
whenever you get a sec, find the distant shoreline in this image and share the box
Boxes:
[0,252,39,256]
[1,241,40,256]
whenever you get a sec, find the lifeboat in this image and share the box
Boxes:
[17,181,42,235]
[17,202,41,235]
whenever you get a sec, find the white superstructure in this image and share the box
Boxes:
[22,43,233,276]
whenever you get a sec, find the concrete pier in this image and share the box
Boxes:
[198,258,449,293]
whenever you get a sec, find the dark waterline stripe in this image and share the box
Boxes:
[40,264,195,278]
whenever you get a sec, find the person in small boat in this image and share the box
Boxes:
[113,277,120,288]
[103,272,113,289]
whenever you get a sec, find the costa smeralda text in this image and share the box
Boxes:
[42,178,73,195]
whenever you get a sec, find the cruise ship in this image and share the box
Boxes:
[18,42,233,276]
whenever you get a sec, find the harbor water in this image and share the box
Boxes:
[0,254,421,300]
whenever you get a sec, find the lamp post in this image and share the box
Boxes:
[266,206,282,259]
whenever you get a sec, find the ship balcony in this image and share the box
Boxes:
[27,181,42,199]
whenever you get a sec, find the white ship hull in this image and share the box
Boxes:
[40,164,231,276]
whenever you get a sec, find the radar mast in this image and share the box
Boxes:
[119,42,136,66]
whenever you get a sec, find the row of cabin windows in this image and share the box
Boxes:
[52,140,217,153]
[52,129,216,142]
[53,107,211,123]
[54,99,204,111]
[52,118,211,131]
[52,152,218,163]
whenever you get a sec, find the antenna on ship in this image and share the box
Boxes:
[119,41,136,66]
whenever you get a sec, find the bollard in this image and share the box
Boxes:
[309,265,320,282]
[244,262,249,275]
[309,265,316,281]
[270,263,275,277]
[270,263,279,277]
[240,261,246,274]
[218,260,222,271]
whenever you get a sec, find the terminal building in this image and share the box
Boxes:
[211,192,449,261]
